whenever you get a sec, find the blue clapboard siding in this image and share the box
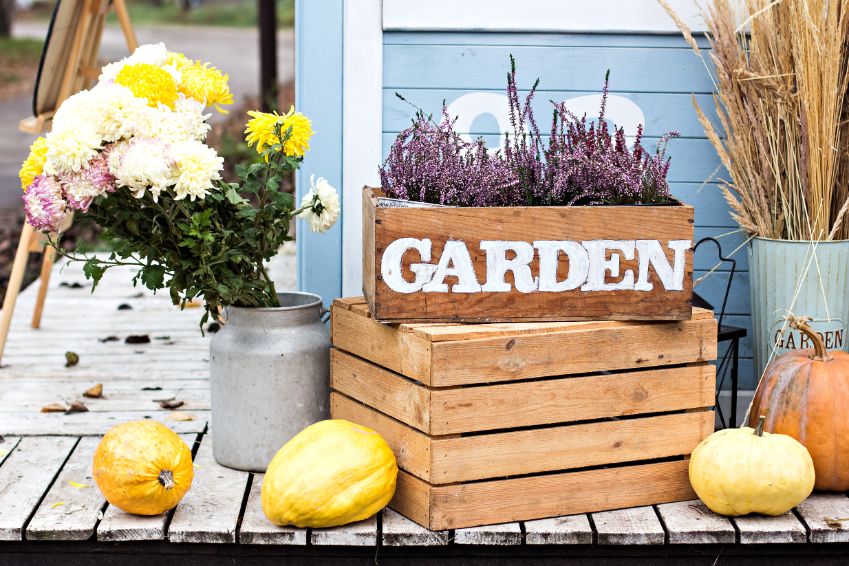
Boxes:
[382,31,753,387]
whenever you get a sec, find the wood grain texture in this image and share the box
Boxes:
[332,297,717,386]
[332,392,713,484]
[391,459,694,531]
[382,508,448,546]
[734,513,807,544]
[168,435,250,544]
[0,436,77,541]
[796,494,849,543]
[310,515,378,546]
[656,500,735,544]
[593,506,665,545]
[239,474,307,545]
[364,188,695,322]
[454,522,523,545]
[0,411,208,436]
[524,515,593,545]
[332,349,715,435]
[26,437,105,541]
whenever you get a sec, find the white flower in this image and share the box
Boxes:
[171,139,223,201]
[90,84,150,142]
[99,42,169,82]
[43,128,101,175]
[299,175,340,233]
[110,137,177,201]
[135,96,210,146]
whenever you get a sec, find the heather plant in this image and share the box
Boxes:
[381,58,680,207]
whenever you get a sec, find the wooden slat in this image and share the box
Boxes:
[332,300,717,386]
[310,515,378,546]
[26,437,105,540]
[168,434,250,543]
[391,459,694,531]
[592,507,665,545]
[524,515,593,545]
[382,508,448,546]
[734,513,807,544]
[97,434,198,542]
[0,437,21,465]
[796,494,849,543]
[656,500,735,544]
[0,411,208,436]
[239,474,307,545]
[331,348,715,435]
[454,522,523,545]
[0,436,77,540]
[332,392,713,484]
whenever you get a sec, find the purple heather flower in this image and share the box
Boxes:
[23,175,68,232]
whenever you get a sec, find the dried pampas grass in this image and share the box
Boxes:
[662,0,849,240]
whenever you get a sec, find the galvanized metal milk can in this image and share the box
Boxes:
[209,292,330,471]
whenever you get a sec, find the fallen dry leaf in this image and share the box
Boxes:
[141,386,163,391]
[83,384,103,399]
[41,403,67,413]
[99,336,119,343]
[159,399,184,410]
[68,480,91,489]
[185,299,202,309]
[66,402,89,414]
[166,412,196,422]
[125,335,151,344]
[65,351,80,367]
[117,303,133,311]
[826,517,849,529]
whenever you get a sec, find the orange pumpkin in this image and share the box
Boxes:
[93,420,194,515]
[749,317,849,491]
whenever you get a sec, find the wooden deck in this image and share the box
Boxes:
[2,257,849,565]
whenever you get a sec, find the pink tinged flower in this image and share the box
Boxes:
[60,152,116,211]
[22,175,68,232]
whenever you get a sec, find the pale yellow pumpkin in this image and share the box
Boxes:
[262,419,397,528]
[689,416,815,516]
[93,420,194,516]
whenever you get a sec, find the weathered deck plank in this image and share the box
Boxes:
[657,500,736,544]
[0,411,208,436]
[382,508,449,546]
[0,436,77,541]
[734,513,807,544]
[25,437,105,541]
[592,507,665,545]
[168,434,250,543]
[796,494,849,543]
[454,522,523,545]
[311,515,378,546]
[524,515,593,545]
[239,474,307,545]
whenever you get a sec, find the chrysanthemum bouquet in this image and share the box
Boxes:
[19,43,339,325]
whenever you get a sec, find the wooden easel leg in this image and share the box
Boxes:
[30,245,57,329]
[0,223,35,365]
[112,0,139,51]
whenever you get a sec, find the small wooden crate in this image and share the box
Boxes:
[330,298,718,530]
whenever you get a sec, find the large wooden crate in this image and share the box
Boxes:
[330,297,718,530]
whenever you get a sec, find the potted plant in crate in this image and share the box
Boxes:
[18,43,340,471]
[367,60,692,323]
[663,0,849,377]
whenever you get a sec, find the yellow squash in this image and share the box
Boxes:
[689,416,814,516]
[262,419,397,528]
[93,420,194,515]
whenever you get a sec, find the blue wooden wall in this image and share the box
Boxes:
[296,18,753,387]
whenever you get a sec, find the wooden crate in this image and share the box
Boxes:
[362,188,695,323]
[330,297,718,530]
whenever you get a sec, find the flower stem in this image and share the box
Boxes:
[258,263,280,307]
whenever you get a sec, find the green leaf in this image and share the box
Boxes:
[141,265,166,290]
[82,259,106,291]
[225,187,248,205]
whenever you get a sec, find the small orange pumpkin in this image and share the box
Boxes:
[93,420,194,515]
[749,317,849,491]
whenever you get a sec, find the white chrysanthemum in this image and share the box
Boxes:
[99,42,169,81]
[110,137,177,201]
[174,96,212,141]
[89,83,151,142]
[43,128,102,175]
[136,96,210,146]
[171,140,223,201]
[51,89,101,133]
[299,175,340,233]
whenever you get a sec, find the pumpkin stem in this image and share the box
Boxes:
[158,470,175,490]
[754,415,765,437]
[788,316,833,361]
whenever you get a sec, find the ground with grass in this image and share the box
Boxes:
[0,37,44,100]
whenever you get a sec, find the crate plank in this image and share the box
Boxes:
[656,500,735,544]
[332,350,715,435]
[382,508,449,546]
[310,515,378,546]
[26,437,105,540]
[524,515,593,545]
[734,513,807,544]
[454,522,523,545]
[593,507,665,545]
[796,494,849,543]
[168,434,250,543]
[97,433,198,542]
[0,436,77,541]
[391,459,694,531]
[239,474,308,545]
[333,392,713,484]
[332,299,717,386]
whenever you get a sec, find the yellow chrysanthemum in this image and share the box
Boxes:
[115,63,179,108]
[20,137,49,192]
[178,62,234,113]
[244,106,314,158]
[166,51,192,71]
